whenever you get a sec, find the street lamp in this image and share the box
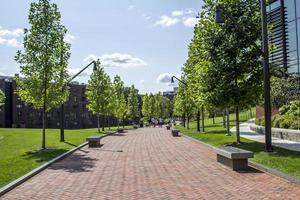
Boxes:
[215,1,273,152]
[60,60,97,142]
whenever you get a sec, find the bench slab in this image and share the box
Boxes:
[214,146,253,159]
[171,129,180,137]
[86,136,101,148]
[214,146,253,171]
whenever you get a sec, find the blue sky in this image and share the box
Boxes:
[0,0,203,94]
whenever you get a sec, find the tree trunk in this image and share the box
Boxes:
[123,116,125,128]
[102,116,105,131]
[201,105,205,132]
[107,117,110,130]
[187,116,190,129]
[235,106,240,144]
[97,115,100,133]
[197,110,200,132]
[213,113,215,124]
[42,78,47,149]
[42,109,46,149]
[117,118,120,128]
[182,113,186,128]
[223,110,226,128]
[226,108,230,135]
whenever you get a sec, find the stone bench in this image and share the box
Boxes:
[86,136,101,148]
[166,125,171,130]
[214,146,253,171]
[171,129,180,137]
[117,128,124,133]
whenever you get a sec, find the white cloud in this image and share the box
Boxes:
[128,5,135,10]
[0,37,22,48]
[140,79,145,84]
[0,26,23,48]
[68,68,89,77]
[171,9,194,17]
[155,16,179,27]
[64,34,76,43]
[183,17,198,27]
[83,53,148,68]
[0,27,23,37]
[157,73,171,83]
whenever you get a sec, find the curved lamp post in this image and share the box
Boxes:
[215,0,273,152]
[60,60,97,142]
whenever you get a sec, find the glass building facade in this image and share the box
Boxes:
[268,0,300,74]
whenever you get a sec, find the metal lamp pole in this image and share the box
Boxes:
[215,0,272,151]
[60,60,97,142]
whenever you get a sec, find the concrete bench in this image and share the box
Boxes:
[171,129,180,137]
[86,136,101,148]
[214,146,253,171]
[117,128,124,133]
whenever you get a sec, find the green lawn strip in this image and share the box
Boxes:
[176,110,300,179]
[0,126,131,187]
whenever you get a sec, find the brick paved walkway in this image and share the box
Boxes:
[1,128,300,200]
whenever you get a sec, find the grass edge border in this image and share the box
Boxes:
[0,131,117,197]
[181,134,300,186]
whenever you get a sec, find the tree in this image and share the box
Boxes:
[183,0,262,143]
[142,93,150,120]
[86,60,111,132]
[112,75,127,127]
[15,0,70,149]
[127,85,140,123]
[173,82,195,129]
[0,89,5,110]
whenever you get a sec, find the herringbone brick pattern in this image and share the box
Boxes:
[1,128,300,200]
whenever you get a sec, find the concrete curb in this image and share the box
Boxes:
[0,131,117,196]
[181,134,300,186]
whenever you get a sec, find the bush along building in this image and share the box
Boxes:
[0,76,117,129]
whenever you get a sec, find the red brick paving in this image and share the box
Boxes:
[1,128,300,200]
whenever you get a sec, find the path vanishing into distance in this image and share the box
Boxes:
[1,128,300,200]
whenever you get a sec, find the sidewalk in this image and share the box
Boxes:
[230,119,300,152]
[1,127,300,199]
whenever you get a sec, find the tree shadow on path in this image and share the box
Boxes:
[49,153,98,173]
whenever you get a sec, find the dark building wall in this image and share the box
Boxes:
[0,78,13,128]
[1,77,117,129]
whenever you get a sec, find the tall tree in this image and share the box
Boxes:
[15,0,70,149]
[183,0,262,142]
[173,83,195,129]
[0,89,5,110]
[127,85,140,123]
[113,75,127,127]
[142,93,150,120]
[86,60,111,132]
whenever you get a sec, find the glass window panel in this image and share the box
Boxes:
[286,0,296,22]
[288,64,299,73]
[270,1,280,10]
[296,0,300,18]
[287,21,297,51]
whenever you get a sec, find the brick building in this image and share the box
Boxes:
[0,76,116,129]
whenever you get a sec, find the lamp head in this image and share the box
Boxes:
[93,61,97,71]
[215,5,224,24]
[171,76,175,83]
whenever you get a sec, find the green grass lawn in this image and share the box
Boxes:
[177,109,300,179]
[0,126,130,188]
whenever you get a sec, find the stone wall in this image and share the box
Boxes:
[250,124,300,142]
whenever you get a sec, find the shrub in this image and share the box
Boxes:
[279,100,300,116]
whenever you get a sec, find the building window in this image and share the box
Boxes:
[287,21,297,52]
[286,0,296,22]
